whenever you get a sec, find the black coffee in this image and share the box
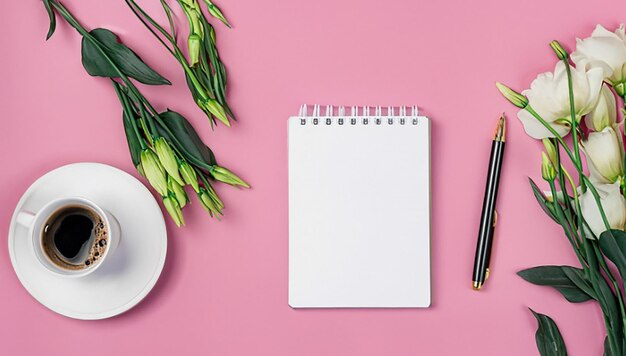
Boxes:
[42,205,108,270]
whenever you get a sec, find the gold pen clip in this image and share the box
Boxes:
[485,210,498,281]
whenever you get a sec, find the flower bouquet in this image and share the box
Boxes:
[40,0,248,227]
[498,25,626,355]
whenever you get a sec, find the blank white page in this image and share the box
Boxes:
[288,114,431,308]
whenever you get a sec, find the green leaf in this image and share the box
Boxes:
[597,277,620,338]
[112,81,143,166]
[581,238,622,356]
[123,113,142,167]
[156,110,217,170]
[529,309,567,356]
[529,178,558,223]
[81,28,170,85]
[584,238,621,349]
[184,71,210,106]
[599,229,626,284]
[604,336,613,356]
[560,267,596,300]
[518,266,593,303]
[42,0,56,40]
[602,335,623,356]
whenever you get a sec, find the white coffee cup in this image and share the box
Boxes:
[16,197,120,278]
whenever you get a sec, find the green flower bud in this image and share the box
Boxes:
[190,9,204,37]
[141,149,168,196]
[541,152,557,181]
[179,161,200,192]
[188,34,202,66]
[163,194,185,227]
[198,188,221,217]
[136,162,145,178]
[168,176,188,208]
[549,40,568,60]
[210,165,250,188]
[204,0,231,28]
[155,137,184,186]
[542,139,557,166]
[614,82,626,97]
[181,2,204,37]
[496,82,529,109]
[205,183,224,209]
[200,99,230,127]
[209,25,216,44]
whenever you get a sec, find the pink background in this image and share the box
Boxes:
[1,0,624,354]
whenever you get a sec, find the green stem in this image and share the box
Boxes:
[160,0,177,39]
[195,166,214,188]
[548,181,586,266]
[554,140,572,212]
[125,87,157,138]
[581,175,613,232]
[562,59,613,233]
[560,165,590,259]
[524,105,613,233]
[553,140,582,247]
[525,106,580,169]
[113,81,147,150]
[563,60,586,191]
[124,0,176,54]
[124,0,211,101]
[115,85,153,145]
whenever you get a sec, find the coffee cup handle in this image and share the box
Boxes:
[16,210,36,228]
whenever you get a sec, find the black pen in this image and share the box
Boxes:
[472,114,506,290]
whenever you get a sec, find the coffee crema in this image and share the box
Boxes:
[41,205,108,270]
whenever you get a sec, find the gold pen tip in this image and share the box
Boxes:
[494,114,506,142]
[472,281,483,290]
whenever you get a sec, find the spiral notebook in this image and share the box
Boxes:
[288,105,431,308]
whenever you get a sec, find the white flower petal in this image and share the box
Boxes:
[517,109,570,139]
[578,66,605,115]
[580,180,626,237]
[582,125,624,183]
[592,24,620,38]
[585,83,617,131]
[525,67,567,121]
[519,61,603,141]
[572,25,626,83]
[615,24,626,42]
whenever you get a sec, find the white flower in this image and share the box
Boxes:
[572,25,626,90]
[517,61,604,139]
[585,83,617,131]
[582,125,624,184]
[580,180,626,237]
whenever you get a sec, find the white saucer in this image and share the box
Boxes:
[8,163,167,320]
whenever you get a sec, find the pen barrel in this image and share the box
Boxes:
[472,140,505,284]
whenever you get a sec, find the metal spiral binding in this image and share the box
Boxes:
[298,105,421,126]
